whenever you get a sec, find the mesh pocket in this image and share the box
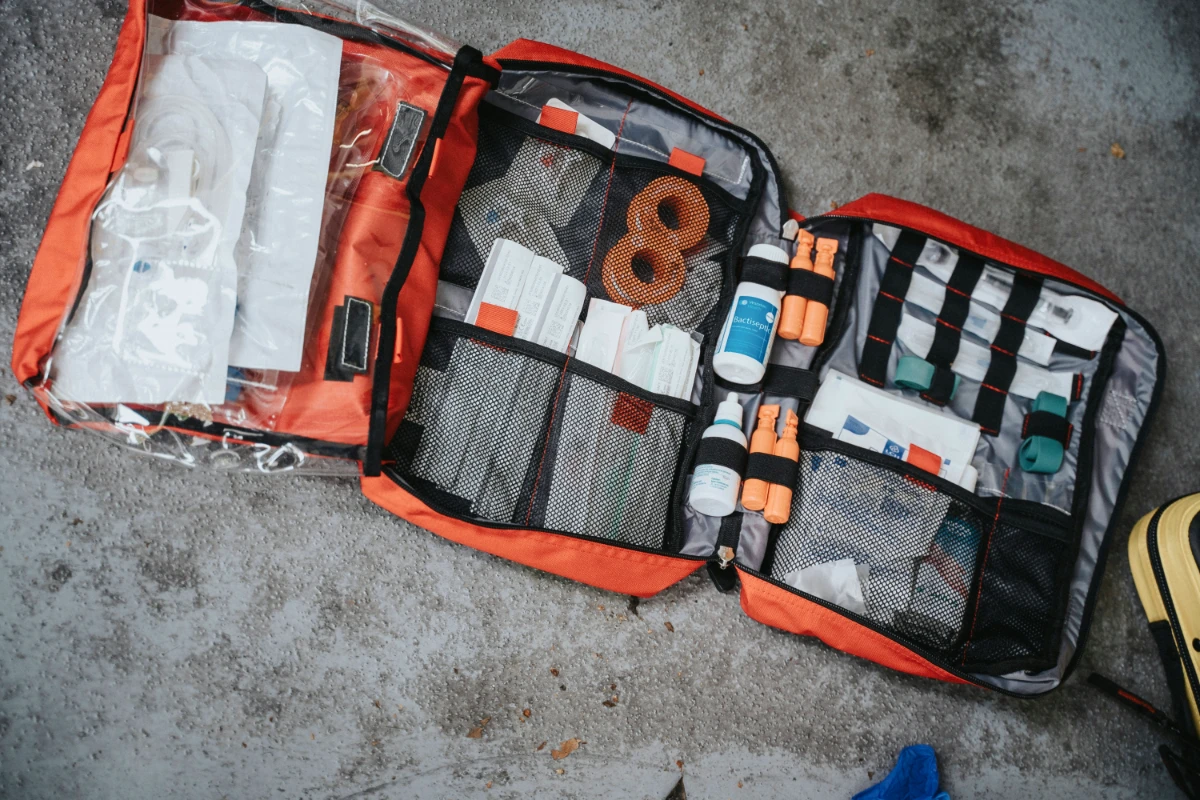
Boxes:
[439,106,746,335]
[769,449,989,654]
[526,373,692,549]
[389,327,560,523]
[957,522,1072,672]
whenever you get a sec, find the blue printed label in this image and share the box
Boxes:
[723,296,776,361]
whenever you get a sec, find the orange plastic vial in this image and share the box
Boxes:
[798,238,839,346]
[764,409,800,524]
[739,404,779,512]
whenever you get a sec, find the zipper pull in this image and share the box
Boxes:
[717,546,736,569]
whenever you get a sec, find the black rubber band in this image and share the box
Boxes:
[762,366,820,402]
[921,365,959,406]
[744,452,799,488]
[1023,410,1073,446]
[973,273,1044,434]
[695,436,748,475]
[859,231,926,387]
[740,256,789,292]
[786,269,835,306]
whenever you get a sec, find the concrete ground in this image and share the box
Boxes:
[2,0,1199,797]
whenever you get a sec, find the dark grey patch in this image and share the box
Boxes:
[139,545,200,592]
[89,619,134,673]
[48,562,72,590]
[886,17,914,50]
[806,40,833,62]
[95,0,125,19]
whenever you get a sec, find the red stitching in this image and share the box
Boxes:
[1001,312,1025,323]
[867,334,892,345]
[989,343,1015,357]
[523,101,633,525]
[936,318,962,332]
[981,383,1008,395]
[945,284,971,298]
[890,256,914,268]
[962,467,1010,663]
[981,425,999,436]
[879,291,904,303]
[860,373,885,387]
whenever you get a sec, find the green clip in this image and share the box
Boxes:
[1019,391,1070,473]
[895,355,959,399]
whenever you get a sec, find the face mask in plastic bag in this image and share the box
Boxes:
[52,54,267,405]
[147,15,343,373]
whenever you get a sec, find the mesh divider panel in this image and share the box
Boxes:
[389,327,560,523]
[770,449,990,654]
[527,372,689,549]
[440,114,608,291]
[958,522,1071,672]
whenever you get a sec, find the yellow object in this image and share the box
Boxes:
[740,404,779,512]
[799,237,838,346]
[764,409,800,525]
[778,230,815,341]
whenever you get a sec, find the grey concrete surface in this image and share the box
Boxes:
[2,0,1199,797]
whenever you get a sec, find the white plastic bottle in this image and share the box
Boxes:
[687,393,747,517]
[713,243,789,384]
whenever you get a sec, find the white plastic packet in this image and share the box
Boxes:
[783,559,869,616]
[147,15,343,372]
[52,54,267,404]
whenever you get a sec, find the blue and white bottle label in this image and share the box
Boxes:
[722,296,776,362]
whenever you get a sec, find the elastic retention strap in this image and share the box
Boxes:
[786,269,835,306]
[922,254,984,405]
[740,255,788,292]
[744,452,799,488]
[972,273,1043,435]
[714,365,819,400]
[859,231,927,387]
[1022,410,1073,447]
[694,436,748,475]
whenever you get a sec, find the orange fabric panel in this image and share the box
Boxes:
[492,39,726,123]
[538,104,578,134]
[11,0,147,390]
[668,147,705,177]
[737,569,973,685]
[361,475,705,597]
[830,193,1122,305]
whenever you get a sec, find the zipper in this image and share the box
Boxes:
[1147,500,1200,715]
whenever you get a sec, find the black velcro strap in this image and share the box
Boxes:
[744,452,799,488]
[695,435,748,475]
[707,512,744,593]
[972,274,1044,435]
[762,366,819,402]
[1022,410,1073,447]
[925,254,984,369]
[740,256,789,292]
[859,231,926,387]
[324,295,374,382]
[786,269,835,306]
[920,365,960,406]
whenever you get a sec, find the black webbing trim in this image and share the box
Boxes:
[741,256,789,292]
[706,512,744,593]
[1022,410,1073,446]
[762,366,819,401]
[920,254,983,405]
[859,231,926,387]
[920,366,959,406]
[695,436,748,475]
[786,269,835,306]
[972,273,1044,435]
[744,452,799,488]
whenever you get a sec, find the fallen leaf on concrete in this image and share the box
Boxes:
[699,69,705,76]
[1078,147,1087,153]
[830,200,842,210]
[664,621,675,632]
[536,741,547,751]
[555,768,564,775]
[549,668,559,677]
[1111,142,1126,159]
[865,49,875,57]
[602,700,617,708]
[485,782,492,789]
[738,780,744,788]
[676,759,684,770]
[4,394,15,405]
[373,699,381,708]
[523,708,532,718]
[467,717,491,738]
[551,738,584,760]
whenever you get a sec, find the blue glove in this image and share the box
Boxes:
[852,744,948,800]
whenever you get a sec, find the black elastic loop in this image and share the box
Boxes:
[740,256,788,292]
[744,452,799,488]
[1024,410,1072,446]
[694,436,748,476]
[762,366,819,402]
[859,231,926,387]
[921,366,959,406]
[925,254,984,370]
[972,273,1044,435]
[786,269,835,306]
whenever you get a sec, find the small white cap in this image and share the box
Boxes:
[747,243,789,264]
[713,392,743,428]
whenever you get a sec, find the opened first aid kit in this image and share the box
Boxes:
[12,0,1165,696]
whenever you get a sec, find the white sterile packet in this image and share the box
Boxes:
[52,54,267,405]
[872,223,1118,351]
[147,15,343,372]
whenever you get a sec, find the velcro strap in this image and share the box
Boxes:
[1022,410,1073,447]
[741,255,788,292]
[786,269,835,306]
[744,452,799,488]
[921,365,960,406]
[860,230,926,387]
[695,436,748,475]
[925,254,983,369]
[324,295,374,382]
[973,273,1044,435]
[762,365,819,401]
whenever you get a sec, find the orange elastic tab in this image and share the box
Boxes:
[427,138,443,179]
[668,147,705,176]
[906,443,942,476]
[109,121,135,173]
[476,303,519,337]
[539,105,579,135]
[611,393,653,435]
[393,316,405,364]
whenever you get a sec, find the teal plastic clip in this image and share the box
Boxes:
[895,355,960,399]
[1018,391,1070,473]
